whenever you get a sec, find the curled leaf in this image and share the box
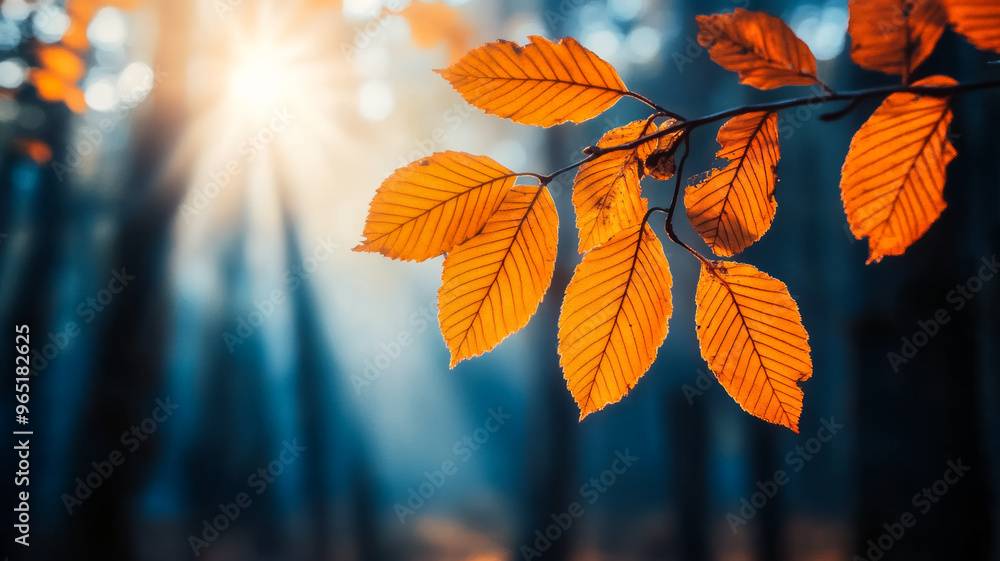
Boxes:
[435,36,627,127]
[696,8,821,90]
[848,0,947,80]
[695,261,812,432]
[643,120,686,181]
[942,0,1000,53]
[439,186,558,367]
[840,75,957,263]
[573,119,662,253]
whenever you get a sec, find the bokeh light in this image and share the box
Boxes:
[88,7,129,51]
[84,77,119,112]
[789,2,849,61]
[0,57,27,89]
[357,79,394,121]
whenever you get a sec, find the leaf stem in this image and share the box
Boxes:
[586,78,1000,161]
[624,90,686,121]
[665,133,692,225]
[523,77,1000,260]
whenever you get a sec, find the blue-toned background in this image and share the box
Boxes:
[1,0,998,559]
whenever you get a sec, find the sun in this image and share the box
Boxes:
[227,48,289,111]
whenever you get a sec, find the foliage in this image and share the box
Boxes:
[357,1,1000,432]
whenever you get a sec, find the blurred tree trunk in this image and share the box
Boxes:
[59,1,193,558]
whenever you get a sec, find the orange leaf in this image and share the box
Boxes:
[355,151,516,262]
[397,1,472,63]
[439,186,558,367]
[685,111,780,257]
[848,0,947,80]
[942,0,1000,53]
[435,36,627,127]
[643,120,686,181]
[559,223,672,420]
[840,75,957,263]
[572,118,664,253]
[696,8,820,90]
[695,261,812,432]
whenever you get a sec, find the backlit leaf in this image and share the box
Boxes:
[397,1,472,63]
[943,0,1000,53]
[685,111,780,257]
[559,223,672,420]
[355,151,516,262]
[439,186,558,367]
[435,36,627,127]
[848,0,947,80]
[840,75,957,263]
[643,120,686,181]
[695,261,812,432]
[572,118,663,253]
[696,8,821,90]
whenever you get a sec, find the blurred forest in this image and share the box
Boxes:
[0,0,998,560]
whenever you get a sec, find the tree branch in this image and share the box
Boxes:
[520,78,1000,257]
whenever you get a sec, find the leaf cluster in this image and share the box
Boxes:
[356,1,1000,431]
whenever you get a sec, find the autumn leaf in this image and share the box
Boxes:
[439,186,558,367]
[396,1,472,63]
[841,75,957,263]
[686,111,780,257]
[559,223,672,420]
[572,118,665,253]
[943,0,1000,53]
[643,120,686,181]
[848,0,947,81]
[435,36,627,127]
[355,151,516,262]
[696,8,821,90]
[695,261,812,432]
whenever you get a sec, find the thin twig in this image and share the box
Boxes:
[624,91,686,122]
[518,78,1000,256]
